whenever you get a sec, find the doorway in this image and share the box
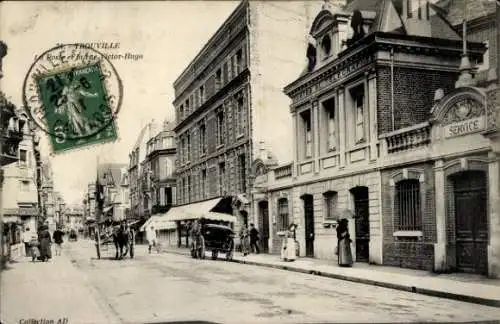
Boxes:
[453,171,488,275]
[302,194,315,258]
[350,186,370,262]
[259,201,269,253]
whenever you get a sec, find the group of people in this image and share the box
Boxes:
[22,225,66,262]
[240,223,260,256]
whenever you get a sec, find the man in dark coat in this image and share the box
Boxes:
[249,223,260,254]
[38,225,52,261]
[53,227,64,256]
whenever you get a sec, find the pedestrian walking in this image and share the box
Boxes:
[240,225,250,256]
[29,236,40,262]
[52,227,64,256]
[336,218,353,267]
[146,225,158,254]
[249,223,260,254]
[22,228,32,257]
[38,225,52,262]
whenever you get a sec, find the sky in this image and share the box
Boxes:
[1,1,239,206]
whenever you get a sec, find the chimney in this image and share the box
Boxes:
[455,0,476,88]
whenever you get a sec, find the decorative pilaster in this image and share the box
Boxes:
[434,159,448,272]
[368,73,378,161]
[292,112,298,178]
[488,151,500,278]
[312,100,320,174]
[338,87,346,168]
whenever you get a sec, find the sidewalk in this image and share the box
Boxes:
[163,246,500,308]
[0,249,121,324]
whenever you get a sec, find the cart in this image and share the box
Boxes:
[191,224,235,261]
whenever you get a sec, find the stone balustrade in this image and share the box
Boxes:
[381,122,431,154]
[274,163,293,179]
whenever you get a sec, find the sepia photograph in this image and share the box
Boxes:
[1,0,500,323]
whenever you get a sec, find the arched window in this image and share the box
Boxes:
[323,191,338,221]
[277,198,289,232]
[395,179,421,231]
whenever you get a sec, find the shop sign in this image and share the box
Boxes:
[444,116,485,139]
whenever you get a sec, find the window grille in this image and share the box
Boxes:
[395,179,422,231]
[277,198,289,232]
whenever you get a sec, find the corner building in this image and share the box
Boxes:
[172,0,327,241]
[252,0,500,277]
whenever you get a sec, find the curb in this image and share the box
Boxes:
[163,250,500,308]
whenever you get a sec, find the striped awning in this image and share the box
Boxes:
[164,197,235,223]
[3,207,38,216]
[140,215,176,232]
[2,216,20,223]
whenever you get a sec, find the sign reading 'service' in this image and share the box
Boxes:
[444,116,485,139]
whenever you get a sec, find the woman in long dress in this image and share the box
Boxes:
[336,218,353,267]
[240,226,250,256]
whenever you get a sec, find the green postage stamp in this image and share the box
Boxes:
[23,44,123,153]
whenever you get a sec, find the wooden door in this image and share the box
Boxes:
[454,171,488,275]
[351,187,370,262]
[303,195,315,257]
[259,201,269,253]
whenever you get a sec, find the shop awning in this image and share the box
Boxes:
[140,215,176,232]
[236,194,249,205]
[164,197,236,223]
[103,206,113,213]
[2,216,20,223]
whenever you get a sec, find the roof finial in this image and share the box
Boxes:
[455,0,476,88]
[322,0,331,10]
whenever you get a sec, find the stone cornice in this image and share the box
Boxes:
[284,32,486,106]
[173,1,248,97]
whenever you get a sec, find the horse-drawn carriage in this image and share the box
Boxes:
[95,222,134,260]
[191,223,235,261]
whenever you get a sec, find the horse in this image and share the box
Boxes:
[112,225,130,260]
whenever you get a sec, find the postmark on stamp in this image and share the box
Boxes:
[22,43,123,153]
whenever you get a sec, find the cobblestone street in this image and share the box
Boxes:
[3,241,500,324]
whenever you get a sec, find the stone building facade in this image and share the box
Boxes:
[145,120,177,216]
[252,0,500,277]
[172,0,326,237]
[128,121,159,221]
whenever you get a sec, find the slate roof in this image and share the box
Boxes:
[435,0,497,26]
[341,0,461,40]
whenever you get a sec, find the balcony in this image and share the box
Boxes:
[274,163,293,180]
[381,122,431,154]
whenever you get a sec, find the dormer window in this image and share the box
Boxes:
[321,35,332,59]
[406,0,429,20]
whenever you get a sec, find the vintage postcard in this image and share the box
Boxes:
[1,1,500,324]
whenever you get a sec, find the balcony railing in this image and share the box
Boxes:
[274,163,293,179]
[382,122,431,154]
